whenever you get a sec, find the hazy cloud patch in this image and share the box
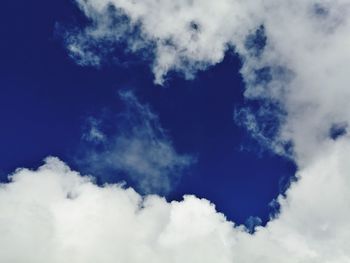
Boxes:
[78,90,195,195]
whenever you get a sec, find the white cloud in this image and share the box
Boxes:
[241,0,350,166]
[79,90,195,195]
[0,157,238,263]
[2,138,350,262]
[67,0,259,84]
[68,0,350,163]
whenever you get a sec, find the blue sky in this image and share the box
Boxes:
[0,0,296,225]
[1,0,350,262]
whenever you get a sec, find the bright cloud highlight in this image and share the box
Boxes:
[1,139,350,262]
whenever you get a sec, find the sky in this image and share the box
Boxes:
[1,0,350,262]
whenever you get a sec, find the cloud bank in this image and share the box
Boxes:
[1,139,350,262]
[79,90,195,194]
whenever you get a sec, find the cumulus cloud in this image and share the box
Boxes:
[78,90,195,195]
[2,137,350,262]
[0,157,238,263]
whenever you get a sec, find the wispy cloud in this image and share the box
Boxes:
[66,0,350,162]
[78,90,195,195]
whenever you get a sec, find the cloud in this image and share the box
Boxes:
[67,0,350,162]
[66,0,259,84]
[240,0,350,166]
[2,138,350,262]
[82,117,106,143]
[78,90,195,195]
[0,157,238,263]
[4,0,349,261]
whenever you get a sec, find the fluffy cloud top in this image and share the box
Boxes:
[1,137,350,262]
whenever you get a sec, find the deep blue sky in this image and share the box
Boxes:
[0,0,295,225]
